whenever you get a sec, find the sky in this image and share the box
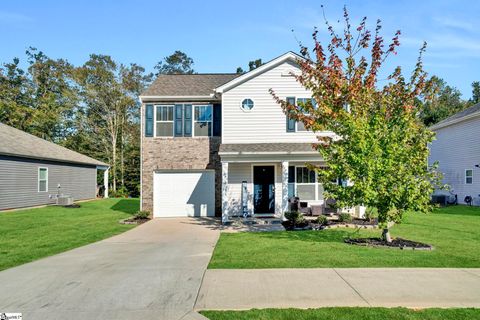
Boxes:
[1,0,479,98]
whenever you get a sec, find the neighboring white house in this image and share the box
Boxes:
[140,52,341,219]
[429,103,480,205]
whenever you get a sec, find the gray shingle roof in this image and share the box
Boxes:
[142,73,240,97]
[219,143,317,154]
[0,123,108,167]
[433,102,480,129]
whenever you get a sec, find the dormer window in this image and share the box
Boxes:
[241,98,254,111]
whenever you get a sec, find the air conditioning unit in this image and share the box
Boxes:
[57,196,74,206]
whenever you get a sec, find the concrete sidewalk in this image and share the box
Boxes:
[195,268,480,310]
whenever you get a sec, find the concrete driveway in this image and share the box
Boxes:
[0,218,220,320]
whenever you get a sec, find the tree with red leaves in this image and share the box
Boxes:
[271,7,441,242]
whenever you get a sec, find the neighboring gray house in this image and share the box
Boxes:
[0,123,109,210]
[429,103,480,205]
[140,52,365,220]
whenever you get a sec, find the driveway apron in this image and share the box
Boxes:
[0,218,220,320]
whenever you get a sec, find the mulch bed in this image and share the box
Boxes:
[120,217,150,225]
[345,237,434,250]
[282,221,313,231]
[283,218,379,231]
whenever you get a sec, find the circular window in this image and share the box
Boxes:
[241,98,254,111]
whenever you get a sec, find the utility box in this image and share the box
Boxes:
[57,196,74,206]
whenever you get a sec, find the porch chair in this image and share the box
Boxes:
[324,198,337,216]
[299,201,312,216]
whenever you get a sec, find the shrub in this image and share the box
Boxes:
[339,213,352,223]
[284,211,306,226]
[365,207,377,222]
[109,186,129,198]
[284,211,300,222]
[134,210,150,220]
[316,215,328,226]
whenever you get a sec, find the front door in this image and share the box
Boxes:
[253,166,275,214]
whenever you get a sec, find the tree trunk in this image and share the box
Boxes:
[112,137,117,192]
[382,228,392,243]
[120,125,125,188]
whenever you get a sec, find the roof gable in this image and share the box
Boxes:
[214,52,303,93]
[0,123,108,167]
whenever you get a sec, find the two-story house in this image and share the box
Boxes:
[140,52,329,220]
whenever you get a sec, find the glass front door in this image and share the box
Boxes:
[253,166,275,214]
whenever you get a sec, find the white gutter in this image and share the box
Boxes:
[218,151,318,155]
[430,111,480,130]
[139,94,218,102]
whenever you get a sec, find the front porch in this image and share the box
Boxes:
[219,143,326,223]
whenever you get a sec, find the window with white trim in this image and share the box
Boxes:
[296,166,316,199]
[296,98,316,131]
[194,105,212,136]
[241,98,254,111]
[155,105,174,137]
[38,167,48,192]
[466,169,473,184]
[288,166,328,201]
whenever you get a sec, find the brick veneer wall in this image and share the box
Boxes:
[141,136,222,216]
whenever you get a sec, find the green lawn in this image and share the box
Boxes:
[0,198,138,271]
[200,307,480,320]
[209,206,480,268]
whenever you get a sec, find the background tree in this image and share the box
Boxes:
[236,59,263,74]
[0,57,33,131]
[271,8,441,242]
[0,50,150,198]
[248,59,262,71]
[72,55,150,195]
[420,76,465,126]
[0,48,77,141]
[470,81,480,105]
[26,47,78,141]
[154,50,194,75]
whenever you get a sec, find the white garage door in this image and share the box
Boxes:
[153,171,215,218]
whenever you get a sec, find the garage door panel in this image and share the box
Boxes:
[153,171,215,218]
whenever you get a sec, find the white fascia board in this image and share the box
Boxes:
[218,151,318,156]
[430,111,480,131]
[214,52,304,93]
[219,153,323,163]
[139,95,218,102]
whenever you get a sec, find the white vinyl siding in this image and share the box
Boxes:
[429,115,480,205]
[222,60,324,143]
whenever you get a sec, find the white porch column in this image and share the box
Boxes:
[281,161,289,219]
[104,168,109,198]
[221,161,229,224]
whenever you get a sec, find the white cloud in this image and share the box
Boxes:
[433,16,477,33]
[402,34,480,58]
[0,11,33,24]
